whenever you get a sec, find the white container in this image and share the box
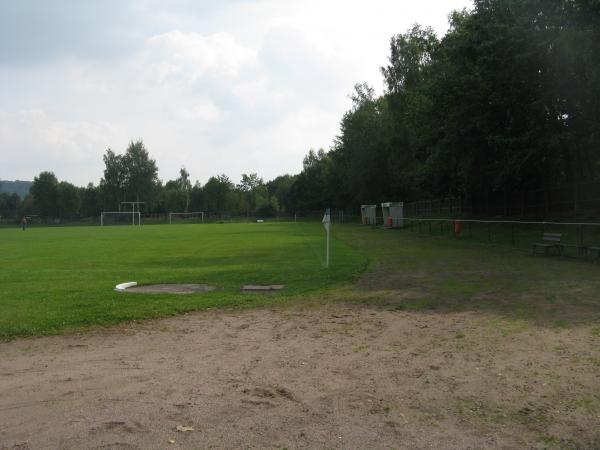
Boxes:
[381,202,404,228]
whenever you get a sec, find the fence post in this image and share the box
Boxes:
[488,222,491,242]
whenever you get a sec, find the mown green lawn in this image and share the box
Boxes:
[0,221,367,338]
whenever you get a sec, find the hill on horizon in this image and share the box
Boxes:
[0,180,32,198]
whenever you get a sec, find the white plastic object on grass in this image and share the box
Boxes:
[256,219,264,223]
[115,281,137,291]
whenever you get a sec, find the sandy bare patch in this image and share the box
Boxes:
[1,303,599,449]
[123,284,218,294]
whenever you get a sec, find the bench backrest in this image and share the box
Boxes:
[542,232,562,242]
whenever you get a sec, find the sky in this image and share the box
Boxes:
[0,0,472,186]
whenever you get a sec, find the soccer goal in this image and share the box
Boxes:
[169,211,205,224]
[101,211,141,226]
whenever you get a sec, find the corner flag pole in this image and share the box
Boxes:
[322,208,331,268]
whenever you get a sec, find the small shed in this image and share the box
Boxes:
[360,205,377,225]
[381,202,404,228]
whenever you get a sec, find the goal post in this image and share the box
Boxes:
[101,211,141,226]
[120,201,144,226]
[169,211,205,224]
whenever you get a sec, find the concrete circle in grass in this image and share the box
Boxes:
[125,284,219,294]
[241,284,285,292]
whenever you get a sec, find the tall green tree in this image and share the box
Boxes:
[288,149,334,211]
[203,174,235,212]
[381,24,439,94]
[0,192,20,219]
[100,149,125,210]
[30,171,59,219]
[56,181,80,219]
[80,183,102,218]
[175,167,192,212]
[189,181,205,212]
[267,174,296,213]
[237,173,268,214]
[122,140,160,209]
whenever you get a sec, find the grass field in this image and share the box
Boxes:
[2,221,600,448]
[0,221,367,338]
[340,225,600,326]
[2,219,600,340]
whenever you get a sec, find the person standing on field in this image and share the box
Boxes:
[21,216,27,231]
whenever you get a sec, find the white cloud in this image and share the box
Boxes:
[0,109,126,183]
[0,0,473,186]
[181,101,222,122]
[145,30,257,83]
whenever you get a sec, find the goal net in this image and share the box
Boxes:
[101,211,141,226]
[169,211,205,224]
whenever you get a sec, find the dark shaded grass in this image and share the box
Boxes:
[337,224,600,328]
[403,218,600,257]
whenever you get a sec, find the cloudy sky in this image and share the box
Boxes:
[0,0,472,186]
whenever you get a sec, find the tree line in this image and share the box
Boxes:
[289,0,600,214]
[1,140,295,221]
[3,0,599,221]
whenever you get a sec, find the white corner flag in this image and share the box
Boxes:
[322,208,331,268]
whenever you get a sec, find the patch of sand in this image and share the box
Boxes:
[1,304,599,449]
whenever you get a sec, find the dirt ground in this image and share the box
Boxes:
[1,295,600,450]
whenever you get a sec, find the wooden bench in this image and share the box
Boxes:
[532,233,563,256]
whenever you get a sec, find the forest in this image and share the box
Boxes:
[2,0,599,221]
